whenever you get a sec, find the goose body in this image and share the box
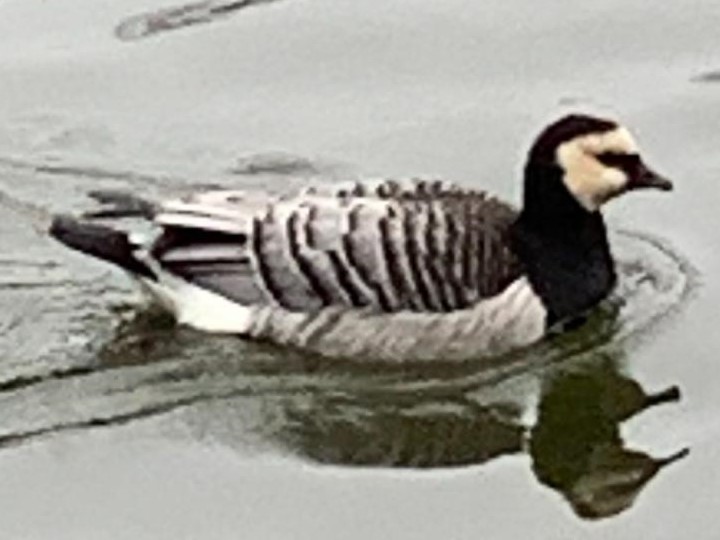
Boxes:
[50,115,672,361]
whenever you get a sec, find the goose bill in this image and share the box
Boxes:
[630,162,673,191]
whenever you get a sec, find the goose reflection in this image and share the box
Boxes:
[87,311,689,520]
[528,356,687,519]
[280,392,526,468]
[277,350,687,520]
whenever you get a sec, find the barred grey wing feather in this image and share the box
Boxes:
[149,180,523,314]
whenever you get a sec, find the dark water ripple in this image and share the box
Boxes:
[692,70,720,83]
[115,0,288,42]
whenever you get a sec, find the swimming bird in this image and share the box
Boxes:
[49,114,672,361]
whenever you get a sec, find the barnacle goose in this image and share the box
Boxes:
[49,114,672,361]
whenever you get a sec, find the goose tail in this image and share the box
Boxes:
[49,215,156,279]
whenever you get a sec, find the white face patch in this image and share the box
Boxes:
[556,127,640,212]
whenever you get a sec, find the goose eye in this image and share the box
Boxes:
[596,152,640,170]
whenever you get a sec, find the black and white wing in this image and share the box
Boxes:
[150,179,523,313]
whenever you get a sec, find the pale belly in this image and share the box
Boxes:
[137,272,547,362]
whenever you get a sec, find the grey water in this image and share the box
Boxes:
[0,0,719,538]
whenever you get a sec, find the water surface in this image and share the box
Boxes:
[0,0,719,538]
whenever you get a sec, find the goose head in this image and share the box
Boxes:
[525,114,672,214]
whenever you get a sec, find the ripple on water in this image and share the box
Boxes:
[115,0,288,42]
[692,70,720,83]
[0,226,695,520]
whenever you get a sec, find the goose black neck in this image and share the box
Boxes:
[521,163,592,225]
[513,162,616,327]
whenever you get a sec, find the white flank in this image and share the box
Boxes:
[132,269,546,361]
[136,273,256,334]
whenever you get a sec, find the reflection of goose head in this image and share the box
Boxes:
[568,446,689,519]
[529,357,687,519]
